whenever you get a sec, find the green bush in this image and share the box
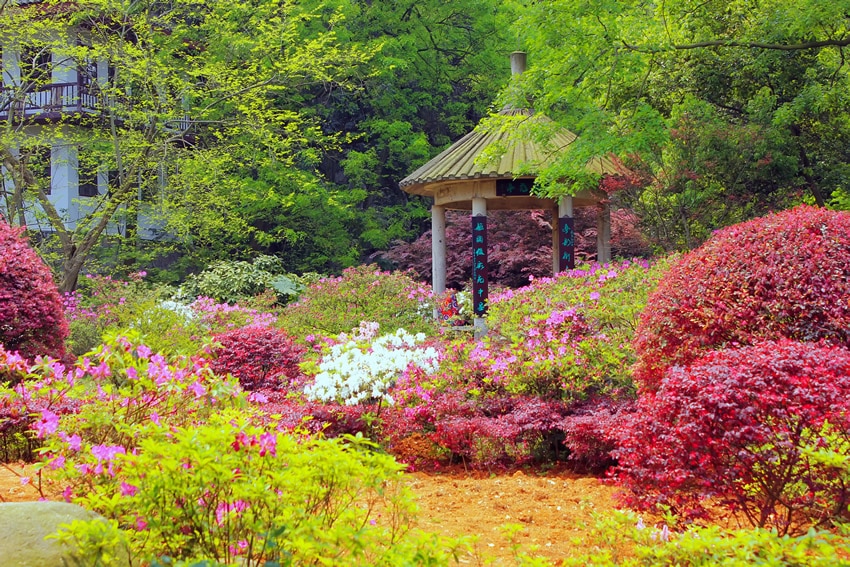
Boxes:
[559,511,849,567]
[60,416,468,566]
[64,275,209,357]
[180,255,305,305]
[276,265,438,339]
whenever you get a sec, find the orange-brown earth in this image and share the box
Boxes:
[1,461,625,565]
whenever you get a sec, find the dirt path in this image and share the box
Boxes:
[1,462,624,565]
[407,468,621,564]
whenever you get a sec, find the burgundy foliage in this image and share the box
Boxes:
[381,208,649,289]
[210,326,305,391]
[0,221,68,361]
[633,205,850,390]
[561,397,636,472]
[614,340,850,534]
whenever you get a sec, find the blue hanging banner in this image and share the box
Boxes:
[558,216,575,271]
[496,178,535,197]
[471,215,488,316]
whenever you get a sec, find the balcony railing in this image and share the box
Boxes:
[0,82,101,122]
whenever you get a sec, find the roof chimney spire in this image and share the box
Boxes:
[510,51,527,76]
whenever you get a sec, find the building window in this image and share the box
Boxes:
[108,169,141,197]
[78,148,98,197]
[19,45,51,89]
[22,147,50,195]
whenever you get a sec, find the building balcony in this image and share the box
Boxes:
[0,82,103,123]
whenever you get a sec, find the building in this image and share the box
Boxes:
[0,0,169,239]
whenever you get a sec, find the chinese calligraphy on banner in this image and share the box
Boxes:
[557,216,575,271]
[471,216,488,316]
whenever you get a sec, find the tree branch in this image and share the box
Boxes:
[621,36,850,53]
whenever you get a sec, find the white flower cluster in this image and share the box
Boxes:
[303,324,439,406]
[158,300,196,321]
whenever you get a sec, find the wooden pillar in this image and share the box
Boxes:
[431,204,447,296]
[597,202,612,264]
[471,197,488,338]
[553,196,574,274]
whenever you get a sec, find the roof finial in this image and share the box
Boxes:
[510,51,527,76]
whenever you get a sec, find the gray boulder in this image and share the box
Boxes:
[0,501,131,566]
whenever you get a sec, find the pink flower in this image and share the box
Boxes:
[188,381,207,398]
[258,432,277,457]
[215,500,249,526]
[34,409,60,438]
[247,391,268,404]
[91,444,126,477]
[61,433,82,452]
[120,482,139,497]
[48,455,66,470]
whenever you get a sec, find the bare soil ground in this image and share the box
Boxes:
[1,462,624,565]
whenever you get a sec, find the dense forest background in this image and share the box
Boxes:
[4,0,850,288]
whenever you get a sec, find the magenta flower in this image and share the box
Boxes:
[120,482,139,497]
[48,455,66,470]
[188,381,207,398]
[34,409,60,438]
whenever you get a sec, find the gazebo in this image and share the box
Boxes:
[399,52,617,335]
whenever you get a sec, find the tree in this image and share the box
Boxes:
[499,0,850,249]
[317,0,513,250]
[1,0,373,290]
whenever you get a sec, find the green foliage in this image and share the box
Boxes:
[161,164,368,277]
[502,0,850,249]
[276,265,438,339]
[48,518,131,567]
[59,416,468,566]
[180,255,303,305]
[557,511,849,567]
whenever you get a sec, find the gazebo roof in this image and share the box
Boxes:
[399,107,618,197]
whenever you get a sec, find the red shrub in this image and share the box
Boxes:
[633,205,850,390]
[561,396,636,472]
[210,326,305,391]
[0,221,67,360]
[614,340,850,534]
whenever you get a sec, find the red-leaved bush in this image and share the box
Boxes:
[633,205,850,390]
[614,340,850,534]
[210,326,305,391]
[0,221,67,361]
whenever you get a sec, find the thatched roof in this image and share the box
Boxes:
[400,108,617,197]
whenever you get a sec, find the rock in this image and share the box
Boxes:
[0,501,131,567]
